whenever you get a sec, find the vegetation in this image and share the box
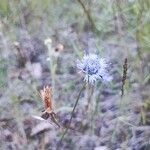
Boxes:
[0,0,150,149]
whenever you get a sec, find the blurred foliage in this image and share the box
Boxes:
[0,0,150,149]
[0,0,149,51]
[0,59,7,88]
[0,0,8,16]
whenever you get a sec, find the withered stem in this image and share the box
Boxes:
[121,58,127,98]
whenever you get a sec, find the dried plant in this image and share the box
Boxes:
[40,86,53,114]
[40,86,60,128]
[121,58,128,98]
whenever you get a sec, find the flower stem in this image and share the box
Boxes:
[57,83,85,147]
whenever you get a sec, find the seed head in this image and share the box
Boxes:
[40,86,53,114]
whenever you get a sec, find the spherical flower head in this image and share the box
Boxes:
[77,54,111,84]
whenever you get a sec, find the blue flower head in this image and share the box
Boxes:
[77,54,111,84]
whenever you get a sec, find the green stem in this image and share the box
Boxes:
[57,83,85,146]
[76,0,100,35]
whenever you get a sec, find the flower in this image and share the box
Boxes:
[77,53,111,84]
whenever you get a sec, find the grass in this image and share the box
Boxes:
[0,0,150,149]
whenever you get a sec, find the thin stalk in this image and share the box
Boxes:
[88,85,95,134]
[112,58,128,142]
[76,0,100,35]
[57,83,85,146]
[94,84,102,117]
[86,76,94,110]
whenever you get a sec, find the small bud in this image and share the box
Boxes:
[44,38,52,45]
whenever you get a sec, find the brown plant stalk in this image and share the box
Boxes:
[121,58,128,98]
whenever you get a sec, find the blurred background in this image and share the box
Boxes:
[0,0,150,149]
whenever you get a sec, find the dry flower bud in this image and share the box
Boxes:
[40,86,53,114]
[55,43,64,52]
[39,86,60,127]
